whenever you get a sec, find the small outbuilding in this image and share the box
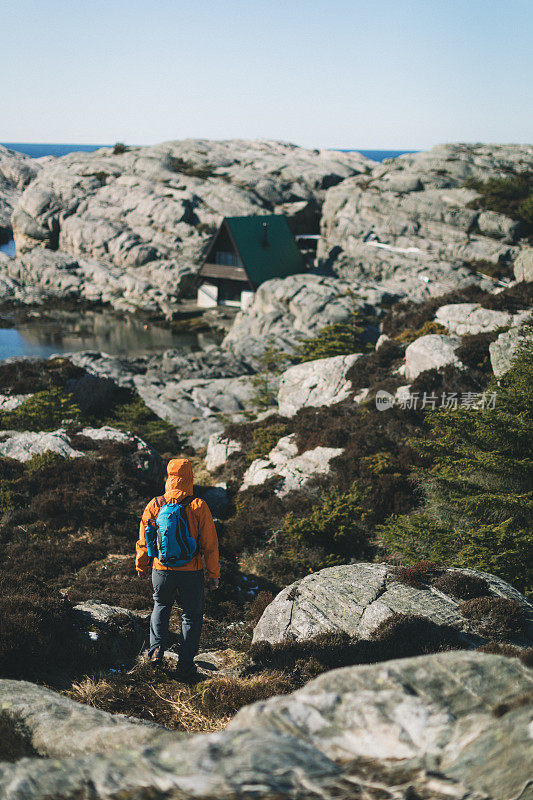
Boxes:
[197,215,306,309]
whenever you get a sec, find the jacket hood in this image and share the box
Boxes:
[165,458,193,498]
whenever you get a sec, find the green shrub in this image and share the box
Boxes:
[379,341,533,594]
[283,483,372,558]
[102,397,181,454]
[294,312,371,362]
[112,142,128,154]
[250,343,290,410]
[0,387,81,431]
[246,424,289,464]
[395,320,447,344]
[518,194,533,226]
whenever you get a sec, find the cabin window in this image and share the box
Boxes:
[215,251,243,267]
[215,251,236,266]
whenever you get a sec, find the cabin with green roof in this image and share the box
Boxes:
[197,215,306,308]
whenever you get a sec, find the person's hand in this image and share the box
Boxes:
[207,578,219,591]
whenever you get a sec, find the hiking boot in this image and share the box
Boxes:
[174,663,200,683]
[150,647,164,665]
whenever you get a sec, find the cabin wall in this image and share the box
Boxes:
[197,279,252,309]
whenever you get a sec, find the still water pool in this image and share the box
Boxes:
[0,308,215,361]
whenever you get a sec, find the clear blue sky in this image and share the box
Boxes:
[2,0,532,149]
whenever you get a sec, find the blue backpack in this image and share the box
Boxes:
[145,495,198,567]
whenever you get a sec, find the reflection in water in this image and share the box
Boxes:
[0,309,216,361]
[0,239,16,257]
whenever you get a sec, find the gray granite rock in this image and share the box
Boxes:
[10,140,371,316]
[0,425,162,480]
[252,562,533,645]
[435,303,530,336]
[0,145,39,238]
[277,353,361,416]
[240,433,343,496]
[205,431,242,471]
[222,273,391,358]
[489,324,533,377]
[72,600,150,660]
[0,651,531,799]
[513,246,533,282]
[0,429,84,461]
[0,679,172,760]
[134,372,257,449]
[230,651,533,800]
[0,393,33,410]
[64,351,257,448]
[319,143,532,296]
[404,333,462,379]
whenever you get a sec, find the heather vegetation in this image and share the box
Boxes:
[465,172,533,233]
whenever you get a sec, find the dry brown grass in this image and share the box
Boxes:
[66,662,291,732]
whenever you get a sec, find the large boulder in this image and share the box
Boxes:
[134,372,257,449]
[0,426,162,480]
[72,600,150,664]
[435,303,530,336]
[240,433,343,496]
[205,432,242,471]
[404,333,462,379]
[319,143,532,296]
[0,429,84,461]
[0,651,532,799]
[0,679,173,759]
[277,353,361,416]
[10,140,371,316]
[489,324,533,377]
[64,351,257,449]
[252,562,533,645]
[230,651,533,800]
[222,273,390,359]
[513,246,533,282]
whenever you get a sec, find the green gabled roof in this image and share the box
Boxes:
[224,215,306,287]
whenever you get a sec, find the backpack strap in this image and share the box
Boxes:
[179,495,194,507]
[155,495,166,511]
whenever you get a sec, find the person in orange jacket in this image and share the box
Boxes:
[136,458,220,679]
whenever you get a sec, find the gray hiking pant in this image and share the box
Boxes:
[149,569,205,668]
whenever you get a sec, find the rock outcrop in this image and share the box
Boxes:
[404,333,462,380]
[489,324,533,377]
[205,432,242,471]
[252,562,533,645]
[1,651,532,799]
[241,433,343,496]
[0,425,161,478]
[9,140,371,316]
[0,145,39,240]
[277,353,361,416]
[66,350,257,448]
[514,246,533,282]
[319,143,532,297]
[435,303,530,336]
[222,273,391,358]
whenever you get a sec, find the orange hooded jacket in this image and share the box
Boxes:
[136,458,220,579]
